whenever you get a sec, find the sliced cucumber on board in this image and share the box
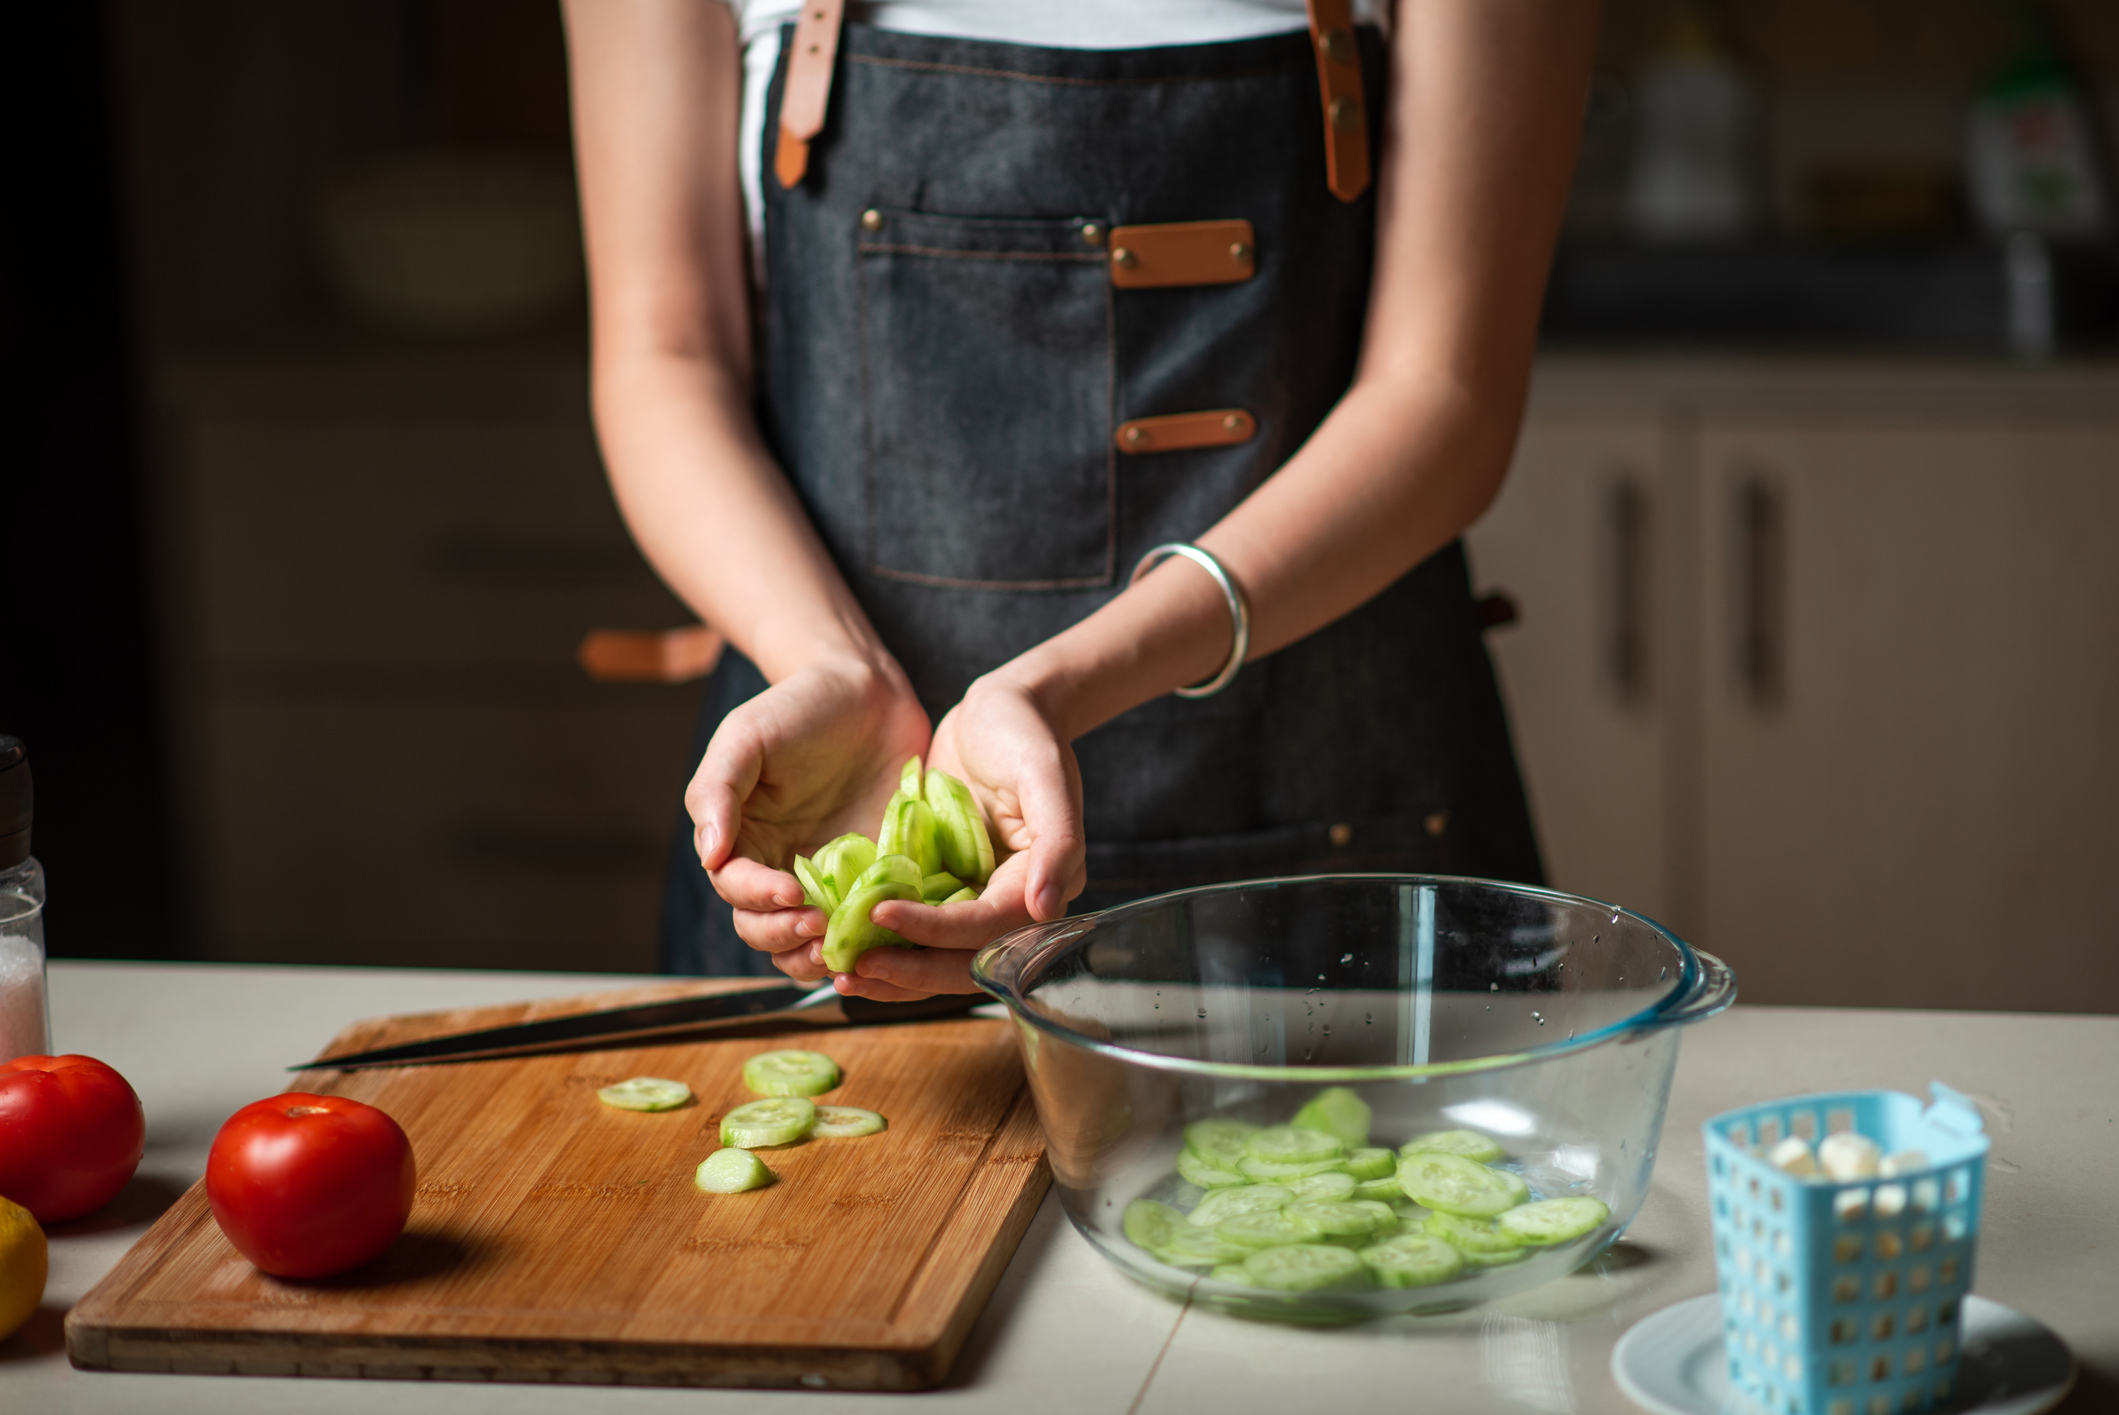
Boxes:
[719,1098,817,1148]
[741,1050,841,1098]
[596,1077,692,1112]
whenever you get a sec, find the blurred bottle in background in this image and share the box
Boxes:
[1966,0,2111,243]
[0,737,49,1058]
[1626,0,1758,243]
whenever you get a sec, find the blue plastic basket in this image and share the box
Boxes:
[1703,1084,1988,1415]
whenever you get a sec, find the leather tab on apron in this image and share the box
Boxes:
[1306,0,1371,203]
[1107,220,1256,289]
[775,0,847,188]
[1115,409,1257,454]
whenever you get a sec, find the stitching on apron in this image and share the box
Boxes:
[1104,270,1117,584]
[857,221,878,570]
[868,567,1111,591]
[857,243,1104,262]
[848,53,1310,88]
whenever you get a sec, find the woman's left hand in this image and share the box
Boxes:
[831,672,1088,1000]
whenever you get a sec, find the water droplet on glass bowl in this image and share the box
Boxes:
[1533,1011,1545,1025]
[1301,1047,1313,1061]
[1339,953,1354,966]
[1197,1008,1207,1018]
[1490,982,1499,992]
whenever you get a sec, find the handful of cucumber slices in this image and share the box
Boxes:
[1123,1087,1612,1294]
[796,758,997,974]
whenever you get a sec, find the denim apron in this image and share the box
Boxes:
[660,23,1543,975]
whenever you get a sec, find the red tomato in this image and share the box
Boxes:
[206,1093,416,1279]
[0,1054,147,1222]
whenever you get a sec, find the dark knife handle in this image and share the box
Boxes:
[838,992,988,1027]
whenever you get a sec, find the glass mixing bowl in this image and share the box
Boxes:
[972,874,1736,1321]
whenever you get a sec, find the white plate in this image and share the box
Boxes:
[1611,1294,2076,1415]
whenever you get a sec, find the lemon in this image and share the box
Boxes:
[0,1194,48,1341]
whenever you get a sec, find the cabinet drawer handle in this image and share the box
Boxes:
[1731,476,1784,708]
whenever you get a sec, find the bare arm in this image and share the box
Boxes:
[565,0,932,972]
[1003,0,1602,736]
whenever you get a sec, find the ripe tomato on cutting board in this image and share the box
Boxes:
[207,1092,416,1278]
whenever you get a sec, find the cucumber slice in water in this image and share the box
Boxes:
[1208,1263,1251,1284]
[1401,1128,1505,1164]
[1496,1196,1611,1246]
[793,856,839,913]
[1292,1087,1372,1149]
[1176,1150,1248,1189]
[812,833,877,898]
[1344,1147,1396,1181]
[1242,1244,1367,1291]
[1353,1175,1404,1203]
[720,1097,817,1148]
[1282,1170,1359,1203]
[1184,1119,1259,1167]
[1359,1233,1465,1288]
[1245,1126,1344,1164]
[1215,1209,1324,1249]
[811,1105,887,1138]
[1188,1183,1293,1229]
[1157,1224,1251,1268]
[1425,1210,1526,1256]
[1287,1200,1391,1237]
[1397,1152,1529,1217]
[596,1076,692,1112]
[1238,1155,1351,1182]
[742,1049,841,1098]
[695,1148,774,1193]
[923,770,996,885]
[1124,1199,1188,1253]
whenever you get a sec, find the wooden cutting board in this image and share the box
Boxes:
[66,979,1050,1390]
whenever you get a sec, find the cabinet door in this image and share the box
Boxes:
[1467,418,1673,922]
[1696,421,2119,1011]
[183,417,689,667]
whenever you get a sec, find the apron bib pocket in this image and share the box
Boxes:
[857,209,1114,589]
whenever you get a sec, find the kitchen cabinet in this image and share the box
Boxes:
[153,340,699,971]
[1469,358,2119,1012]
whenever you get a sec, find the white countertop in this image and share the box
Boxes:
[5,962,2114,1414]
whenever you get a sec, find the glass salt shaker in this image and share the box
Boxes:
[0,735,49,1059]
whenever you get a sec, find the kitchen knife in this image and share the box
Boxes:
[288,983,985,1071]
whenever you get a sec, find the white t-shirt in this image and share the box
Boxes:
[720,0,1387,261]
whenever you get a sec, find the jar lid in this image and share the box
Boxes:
[0,735,30,871]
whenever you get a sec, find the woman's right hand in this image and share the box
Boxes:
[689,654,931,982]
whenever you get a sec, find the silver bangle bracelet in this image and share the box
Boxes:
[1128,542,1251,699]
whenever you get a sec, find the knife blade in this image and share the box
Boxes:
[289,983,986,1071]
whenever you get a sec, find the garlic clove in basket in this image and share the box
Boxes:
[1766,1136,1820,1178]
[1818,1131,1883,1182]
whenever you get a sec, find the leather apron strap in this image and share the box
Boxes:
[773,0,848,188]
[774,0,1372,201]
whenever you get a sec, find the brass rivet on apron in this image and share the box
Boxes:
[1112,246,1138,270]
[1230,241,1252,265]
[1329,97,1360,131]
[1424,809,1450,837]
[1321,27,1354,64]
[860,208,884,232]
[1122,425,1147,447]
[1328,823,1352,848]
[1080,223,1105,248]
